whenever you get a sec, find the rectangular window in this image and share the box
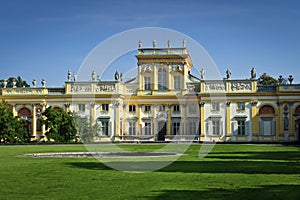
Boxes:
[211,102,219,111]
[101,121,109,136]
[144,105,151,112]
[102,104,109,111]
[144,122,151,135]
[144,77,151,90]
[237,120,245,135]
[189,104,196,113]
[212,120,220,135]
[78,104,85,112]
[173,105,180,112]
[172,122,181,135]
[159,105,165,112]
[129,122,136,135]
[188,121,196,135]
[129,105,136,112]
[237,102,245,111]
[174,76,180,90]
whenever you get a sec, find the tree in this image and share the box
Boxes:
[258,73,279,85]
[0,101,28,143]
[41,107,77,143]
[0,76,30,88]
[73,112,101,143]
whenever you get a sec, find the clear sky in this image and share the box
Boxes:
[0,0,299,87]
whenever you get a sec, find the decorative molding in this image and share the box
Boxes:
[230,81,252,91]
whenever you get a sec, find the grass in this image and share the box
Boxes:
[0,144,299,199]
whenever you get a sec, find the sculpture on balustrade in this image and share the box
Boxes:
[73,74,77,82]
[138,40,142,48]
[226,68,231,79]
[251,67,256,79]
[41,79,46,87]
[114,70,119,81]
[92,70,96,81]
[200,68,205,80]
[67,70,72,81]
[32,79,36,87]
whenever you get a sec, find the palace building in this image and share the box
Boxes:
[1,40,300,143]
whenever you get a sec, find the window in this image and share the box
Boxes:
[237,102,245,111]
[101,121,109,136]
[174,76,180,90]
[211,102,219,111]
[129,122,136,135]
[173,105,180,112]
[129,105,136,112]
[144,77,151,90]
[158,68,167,90]
[102,104,109,111]
[172,122,181,135]
[144,122,151,135]
[212,120,220,135]
[144,105,151,112]
[237,120,245,135]
[78,104,85,112]
[188,121,196,135]
[189,104,196,113]
[159,105,165,112]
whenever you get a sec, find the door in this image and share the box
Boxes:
[157,121,166,141]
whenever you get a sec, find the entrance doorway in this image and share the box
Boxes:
[157,121,166,141]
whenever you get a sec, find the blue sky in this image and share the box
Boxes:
[0,0,299,86]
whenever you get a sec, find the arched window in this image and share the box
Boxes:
[259,105,275,115]
[158,68,167,90]
[258,105,276,136]
[18,108,31,117]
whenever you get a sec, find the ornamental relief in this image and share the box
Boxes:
[204,83,226,91]
[70,83,115,93]
[141,64,153,73]
[4,88,44,94]
[230,82,252,91]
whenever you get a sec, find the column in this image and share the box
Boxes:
[122,104,126,136]
[277,102,283,140]
[41,104,46,136]
[90,103,95,126]
[31,104,37,138]
[167,104,172,135]
[153,66,158,90]
[289,102,295,139]
[226,102,231,139]
[153,104,157,138]
[251,102,258,141]
[182,104,187,135]
[199,102,205,138]
[114,103,120,138]
[11,104,17,117]
[138,104,142,135]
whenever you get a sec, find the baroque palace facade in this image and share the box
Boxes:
[1,41,300,143]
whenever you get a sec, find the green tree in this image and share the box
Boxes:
[0,101,28,143]
[73,112,101,143]
[41,107,77,143]
[0,76,30,88]
[258,73,279,85]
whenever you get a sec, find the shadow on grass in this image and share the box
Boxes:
[205,151,300,161]
[66,158,300,174]
[143,184,300,200]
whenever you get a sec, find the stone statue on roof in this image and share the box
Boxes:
[200,68,205,80]
[226,68,231,79]
[251,67,256,79]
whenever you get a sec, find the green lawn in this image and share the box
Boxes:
[0,144,299,199]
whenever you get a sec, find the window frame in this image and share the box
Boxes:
[174,75,181,90]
